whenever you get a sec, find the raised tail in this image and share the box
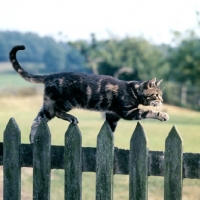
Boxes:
[9,45,46,84]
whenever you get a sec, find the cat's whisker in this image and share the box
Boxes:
[161,86,166,91]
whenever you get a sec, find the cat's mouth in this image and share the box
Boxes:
[149,100,162,107]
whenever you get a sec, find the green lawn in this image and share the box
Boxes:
[0,73,36,89]
[0,62,45,89]
[0,95,200,199]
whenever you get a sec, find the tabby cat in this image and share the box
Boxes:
[9,45,169,143]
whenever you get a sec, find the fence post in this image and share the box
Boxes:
[96,121,114,200]
[3,118,21,200]
[164,126,183,200]
[129,122,149,200]
[64,123,82,200]
[33,119,51,200]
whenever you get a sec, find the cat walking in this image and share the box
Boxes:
[9,45,169,143]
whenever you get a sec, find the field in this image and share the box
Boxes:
[0,62,44,91]
[0,95,200,199]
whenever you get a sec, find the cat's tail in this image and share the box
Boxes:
[9,45,47,84]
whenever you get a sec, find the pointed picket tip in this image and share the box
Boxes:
[64,123,82,200]
[129,122,149,200]
[96,121,114,200]
[33,119,51,200]
[4,117,20,134]
[98,121,113,140]
[34,119,51,144]
[130,122,149,147]
[132,122,145,137]
[6,117,17,126]
[96,121,114,161]
[102,120,113,133]
[164,125,183,200]
[3,117,21,200]
[4,117,21,141]
[36,119,50,135]
[65,123,81,138]
[65,123,82,149]
[166,125,183,144]
[40,118,49,128]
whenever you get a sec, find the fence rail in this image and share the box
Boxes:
[1,117,200,199]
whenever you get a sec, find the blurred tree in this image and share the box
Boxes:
[65,44,87,72]
[69,33,103,74]
[101,37,166,80]
[167,10,200,85]
[0,34,8,61]
[70,35,168,81]
[167,39,200,85]
[0,31,86,73]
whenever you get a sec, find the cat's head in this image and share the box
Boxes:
[135,78,163,107]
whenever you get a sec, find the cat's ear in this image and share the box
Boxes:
[147,78,156,88]
[156,79,163,86]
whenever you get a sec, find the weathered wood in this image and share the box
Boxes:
[82,147,96,172]
[129,122,149,200]
[21,143,33,167]
[3,118,21,200]
[96,121,114,200]
[164,126,183,200]
[114,147,129,174]
[51,145,64,169]
[148,151,164,176]
[1,118,200,200]
[64,123,82,200]
[183,153,200,178]
[33,119,51,200]
[1,143,200,179]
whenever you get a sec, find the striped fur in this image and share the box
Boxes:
[9,45,169,143]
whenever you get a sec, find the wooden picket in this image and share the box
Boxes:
[64,123,82,200]
[33,119,51,200]
[164,126,183,200]
[96,121,114,200]
[129,122,148,200]
[0,117,200,200]
[3,118,21,200]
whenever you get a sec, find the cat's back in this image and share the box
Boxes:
[44,72,124,86]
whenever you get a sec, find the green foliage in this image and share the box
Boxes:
[2,30,200,87]
[167,39,200,85]
[166,11,200,85]
[70,35,169,80]
[43,45,65,72]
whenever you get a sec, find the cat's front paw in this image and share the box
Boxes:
[159,112,169,121]
[70,117,79,124]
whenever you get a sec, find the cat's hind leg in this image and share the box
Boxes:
[55,111,79,124]
[54,99,78,123]
[105,112,120,132]
[30,107,55,143]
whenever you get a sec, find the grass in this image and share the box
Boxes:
[0,95,200,199]
[0,62,45,74]
[0,62,45,90]
[0,73,35,89]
